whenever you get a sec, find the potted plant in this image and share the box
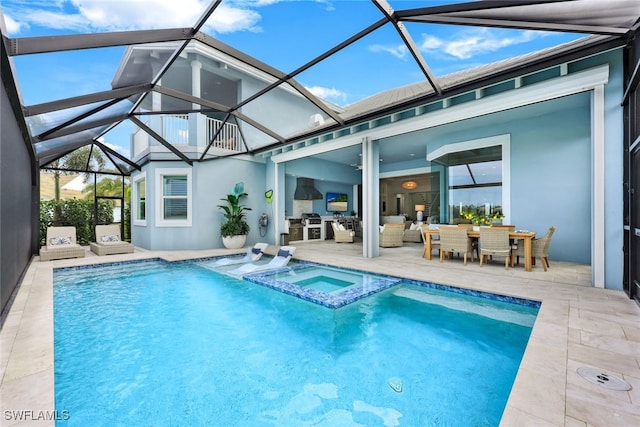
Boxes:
[218,183,251,249]
[461,210,491,230]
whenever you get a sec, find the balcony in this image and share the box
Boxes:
[133,114,242,159]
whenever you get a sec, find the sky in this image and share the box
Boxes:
[1,0,584,156]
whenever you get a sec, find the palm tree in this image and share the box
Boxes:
[43,146,107,202]
[41,146,107,224]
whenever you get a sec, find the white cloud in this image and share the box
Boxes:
[368,43,409,60]
[369,28,547,63]
[4,0,262,34]
[420,29,542,60]
[305,85,347,103]
[2,14,24,34]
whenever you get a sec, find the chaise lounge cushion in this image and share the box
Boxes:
[40,226,85,261]
[90,225,134,256]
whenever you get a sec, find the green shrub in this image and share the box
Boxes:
[39,199,119,245]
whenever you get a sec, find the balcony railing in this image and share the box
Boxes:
[132,114,242,158]
[162,114,189,145]
[206,117,240,151]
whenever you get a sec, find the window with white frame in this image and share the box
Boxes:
[155,168,192,227]
[427,134,510,224]
[132,173,146,226]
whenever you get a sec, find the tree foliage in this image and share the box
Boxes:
[39,199,127,245]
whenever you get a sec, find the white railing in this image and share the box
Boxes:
[133,115,241,156]
[161,114,189,145]
[206,117,240,151]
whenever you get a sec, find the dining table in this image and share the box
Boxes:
[423,227,537,271]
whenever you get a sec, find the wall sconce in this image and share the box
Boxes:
[415,204,425,221]
[402,180,418,190]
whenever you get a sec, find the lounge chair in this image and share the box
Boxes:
[39,226,86,261]
[90,224,134,256]
[210,243,269,266]
[228,246,296,276]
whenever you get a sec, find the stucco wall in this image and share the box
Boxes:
[131,158,268,250]
[0,82,36,314]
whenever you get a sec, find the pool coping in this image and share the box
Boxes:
[1,249,638,426]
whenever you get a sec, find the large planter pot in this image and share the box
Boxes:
[222,235,247,249]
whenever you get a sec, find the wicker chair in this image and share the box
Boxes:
[379,223,404,247]
[90,224,134,256]
[39,226,86,261]
[479,227,512,269]
[513,226,555,271]
[331,222,355,243]
[403,221,424,242]
[438,225,474,265]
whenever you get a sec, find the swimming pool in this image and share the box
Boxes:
[53,259,539,426]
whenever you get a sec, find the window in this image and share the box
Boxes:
[427,135,510,223]
[155,168,192,227]
[132,172,146,226]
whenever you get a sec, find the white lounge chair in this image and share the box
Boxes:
[228,246,296,276]
[210,243,269,266]
[39,226,86,261]
[90,224,134,256]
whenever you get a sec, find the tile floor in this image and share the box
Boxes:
[1,241,638,426]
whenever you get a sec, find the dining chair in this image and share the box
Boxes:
[513,226,555,271]
[438,225,474,265]
[479,227,512,269]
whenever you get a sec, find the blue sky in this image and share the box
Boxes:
[1,0,584,155]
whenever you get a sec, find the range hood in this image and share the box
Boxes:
[293,177,323,200]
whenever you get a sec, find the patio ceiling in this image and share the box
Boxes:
[2,0,639,175]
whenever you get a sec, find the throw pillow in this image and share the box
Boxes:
[251,247,262,254]
[49,236,72,246]
[338,223,346,231]
[101,234,120,243]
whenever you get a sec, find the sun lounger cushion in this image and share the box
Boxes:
[277,249,290,258]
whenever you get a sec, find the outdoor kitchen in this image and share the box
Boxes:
[285,177,351,242]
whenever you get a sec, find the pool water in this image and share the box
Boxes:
[53,260,538,426]
[243,264,403,308]
[295,275,352,293]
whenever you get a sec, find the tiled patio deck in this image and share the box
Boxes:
[1,241,638,426]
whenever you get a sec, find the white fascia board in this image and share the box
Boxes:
[368,64,610,143]
[271,136,364,163]
[427,134,510,162]
[380,166,432,179]
[270,64,609,165]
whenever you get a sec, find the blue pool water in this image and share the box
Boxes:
[54,259,538,426]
